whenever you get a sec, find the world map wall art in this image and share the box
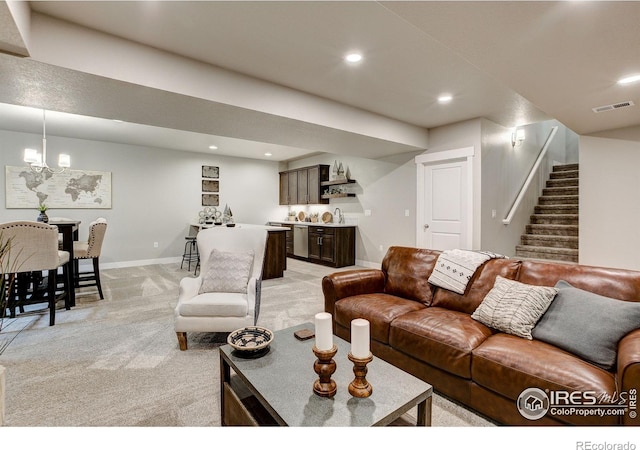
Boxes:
[5,165,112,209]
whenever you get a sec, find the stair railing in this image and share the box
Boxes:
[502,126,559,225]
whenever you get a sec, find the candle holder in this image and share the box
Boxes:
[312,344,338,398]
[348,352,373,398]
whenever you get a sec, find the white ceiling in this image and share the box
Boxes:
[1,1,639,161]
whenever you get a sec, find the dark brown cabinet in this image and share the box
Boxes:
[308,226,355,268]
[279,165,329,205]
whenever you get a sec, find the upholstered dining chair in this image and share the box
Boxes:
[73,218,107,299]
[0,221,72,326]
[174,227,268,351]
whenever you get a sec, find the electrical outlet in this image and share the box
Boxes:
[379,245,383,251]
[491,209,497,219]
[364,209,372,216]
[154,242,159,248]
[405,209,410,217]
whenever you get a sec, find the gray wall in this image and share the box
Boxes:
[0,130,281,267]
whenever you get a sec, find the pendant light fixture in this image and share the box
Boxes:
[24,109,71,174]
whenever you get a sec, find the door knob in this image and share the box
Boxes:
[423,224,430,231]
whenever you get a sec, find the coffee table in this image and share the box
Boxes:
[219,323,433,426]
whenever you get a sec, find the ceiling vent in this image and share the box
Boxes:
[592,101,635,113]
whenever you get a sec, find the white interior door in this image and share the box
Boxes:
[416,147,474,250]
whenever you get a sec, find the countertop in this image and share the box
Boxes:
[190,222,289,231]
[269,220,356,228]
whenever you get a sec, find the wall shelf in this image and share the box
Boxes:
[321,193,356,199]
[321,179,356,187]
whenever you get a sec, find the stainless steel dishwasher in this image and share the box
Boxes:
[293,225,309,258]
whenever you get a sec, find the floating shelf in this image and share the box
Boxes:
[321,179,356,187]
[321,193,356,199]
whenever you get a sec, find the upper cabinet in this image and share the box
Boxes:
[279,165,330,205]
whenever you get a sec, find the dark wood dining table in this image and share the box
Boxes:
[48,218,80,307]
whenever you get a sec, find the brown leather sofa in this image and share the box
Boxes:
[322,246,640,426]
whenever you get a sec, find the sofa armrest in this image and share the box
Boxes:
[322,269,385,315]
[177,276,202,304]
[617,328,640,425]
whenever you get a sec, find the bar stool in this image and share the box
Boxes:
[181,236,199,274]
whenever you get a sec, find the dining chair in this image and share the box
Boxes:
[73,218,107,299]
[174,227,268,350]
[0,221,72,326]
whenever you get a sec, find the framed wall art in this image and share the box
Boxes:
[202,165,219,179]
[202,179,219,192]
[202,193,219,207]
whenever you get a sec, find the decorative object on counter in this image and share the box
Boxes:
[309,213,319,223]
[223,204,234,224]
[287,210,297,221]
[297,211,306,222]
[333,207,344,224]
[199,206,220,224]
[37,203,49,223]
[348,318,373,398]
[321,211,333,224]
[202,165,219,179]
[313,312,338,398]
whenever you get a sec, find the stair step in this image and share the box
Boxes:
[543,186,578,196]
[534,204,579,215]
[521,234,579,249]
[530,214,578,225]
[550,169,579,180]
[515,245,579,263]
[547,177,579,188]
[526,224,579,237]
[538,195,578,205]
[552,163,579,172]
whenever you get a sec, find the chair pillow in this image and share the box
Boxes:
[471,276,558,340]
[199,249,254,294]
[532,280,640,370]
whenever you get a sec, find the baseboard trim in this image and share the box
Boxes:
[98,256,182,270]
[355,259,380,269]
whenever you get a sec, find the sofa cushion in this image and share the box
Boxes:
[532,280,640,370]
[335,293,425,344]
[199,249,253,294]
[381,247,439,305]
[471,276,557,340]
[390,307,494,379]
[472,333,619,425]
[431,258,522,315]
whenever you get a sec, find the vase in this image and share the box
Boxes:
[37,211,49,223]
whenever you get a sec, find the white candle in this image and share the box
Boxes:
[351,318,370,358]
[315,312,333,351]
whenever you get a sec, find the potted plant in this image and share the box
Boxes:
[309,213,319,223]
[37,204,49,223]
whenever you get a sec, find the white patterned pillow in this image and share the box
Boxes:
[199,249,254,294]
[471,276,558,340]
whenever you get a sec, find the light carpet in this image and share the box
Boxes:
[0,258,493,427]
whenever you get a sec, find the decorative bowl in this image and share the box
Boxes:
[226,223,236,227]
[227,326,274,353]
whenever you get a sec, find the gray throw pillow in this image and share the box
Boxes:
[471,276,558,340]
[532,280,640,370]
[199,249,254,294]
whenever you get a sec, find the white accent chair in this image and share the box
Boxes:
[174,227,268,351]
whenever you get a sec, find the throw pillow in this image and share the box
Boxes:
[199,249,254,294]
[532,280,640,370]
[471,276,558,340]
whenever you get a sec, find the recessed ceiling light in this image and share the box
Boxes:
[264,152,272,157]
[618,74,640,85]
[209,145,218,150]
[345,52,363,63]
[438,94,453,104]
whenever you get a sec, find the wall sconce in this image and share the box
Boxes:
[511,129,525,148]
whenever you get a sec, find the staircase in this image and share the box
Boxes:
[515,163,579,263]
